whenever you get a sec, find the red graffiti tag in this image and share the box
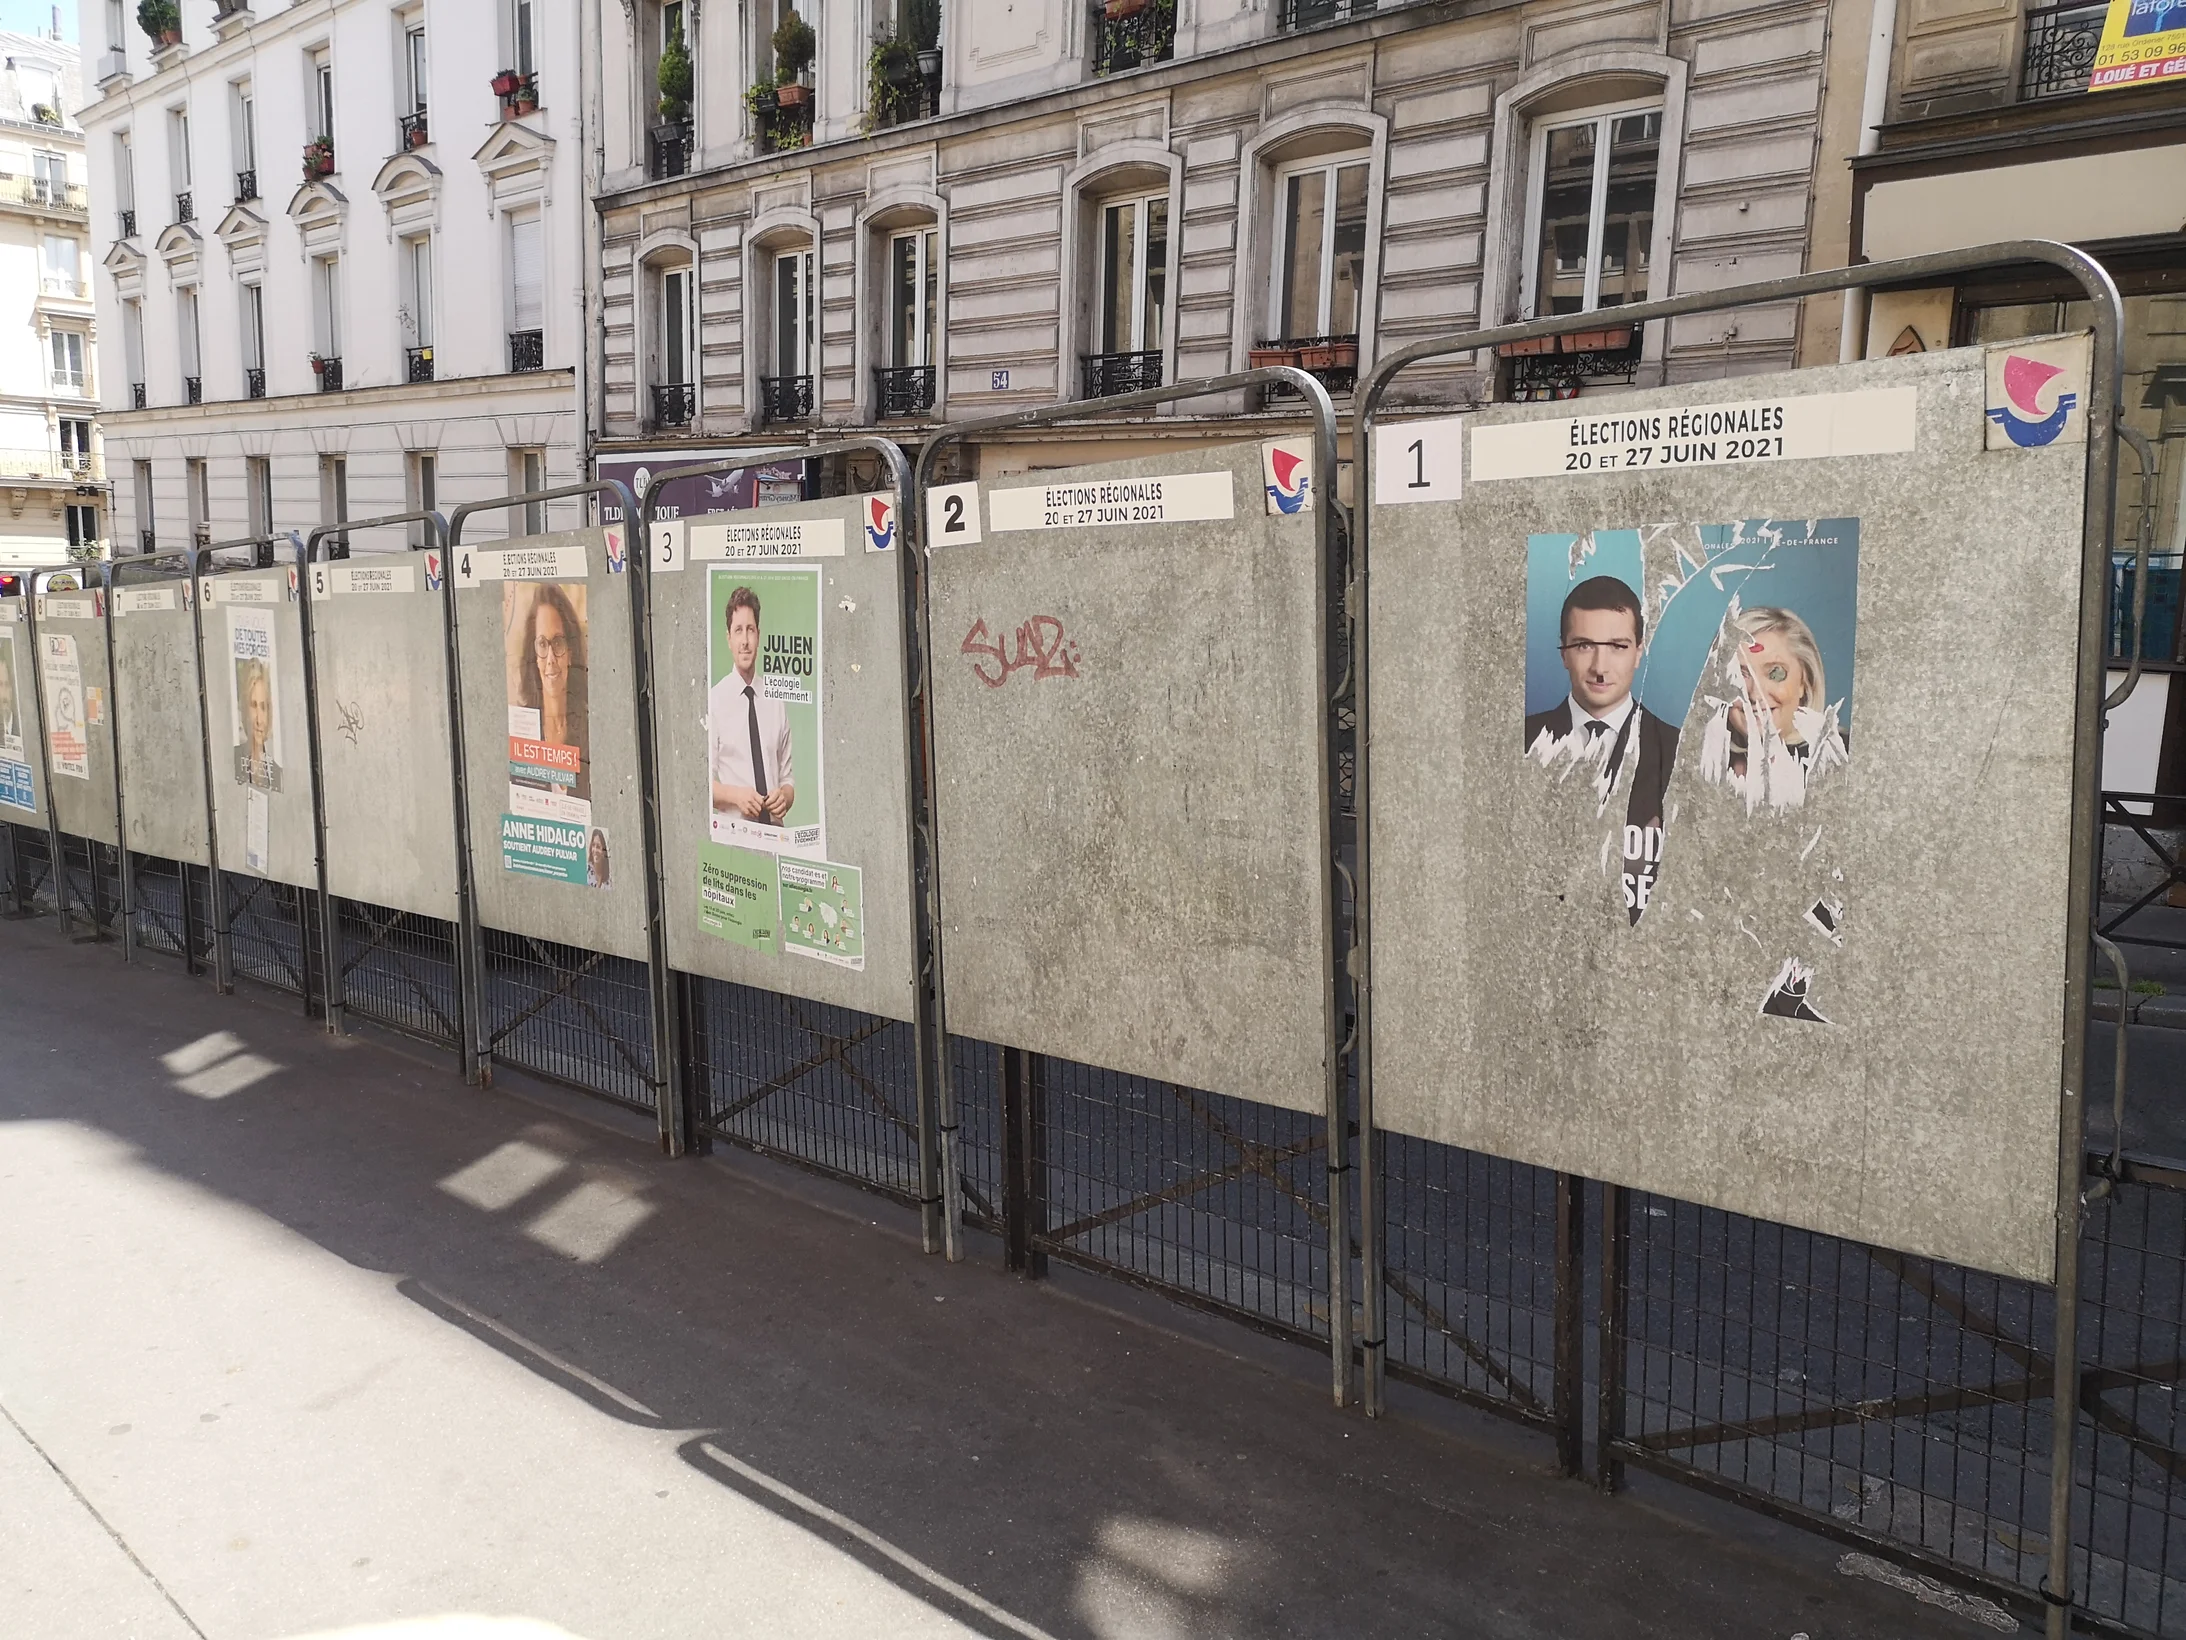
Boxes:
[961,616,1083,688]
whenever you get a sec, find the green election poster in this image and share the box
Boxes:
[780,858,864,970]
[706,564,826,859]
[698,842,778,950]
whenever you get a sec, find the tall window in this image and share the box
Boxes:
[405,20,429,113]
[312,52,336,142]
[178,288,202,397]
[168,106,192,211]
[40,234,79,296]
[508,211,543,351]
[58,419,91,468]
[516,448,547,533]
[774,247,815,378]
[133,460,154,547]
[404,235,434,351]
[661,265,693,387]
[321,455,349,542]
[49,330,85,393]
[113,130,134,221]
[241,283,265,386]
[31,150,65,205]
[66,505,98,551]
[231,80,256,188]
[406,452,437,545]
[186,458,209,542]
[1523,107,1660,318]
[246,457,273,538]
[1275,158,1367,343]
[106,0,125,50]
[313,255,342,360]
[513,0,538,76]
[122,299,145,395]
[888,228,937,371]
[1099,196,1168,358]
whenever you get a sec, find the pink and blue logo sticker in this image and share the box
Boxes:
[423,552,444,591]
[1984,336,2091,452]
[1260,438,1315,515]
[864,494,898,552]
[605,528,627,573]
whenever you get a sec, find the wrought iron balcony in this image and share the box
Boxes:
[872,64,940,129]
[1277,0,1375,28]
[235,168,258,203]
[1256,333,1361,401]
[406,345,435,383]
[759,374,814,424]
[649,120,692,180]
[873,364,936,419]
[758,101,815,154]
[131,382,145,410]
[173,190,193,225]
[652,382,696,428]
[245,366,265,399]
[117,207,137,238]
[1082,349,1163,399]
[1092,0,1177,75]
[1501,325,1642,403]
[140,528,155,553]
[509,329,545,373]
[0,175,88,212]
[316,356,344,393]
[2021,0,2107,99]
[184,376,202,405]
[399,109,429,150]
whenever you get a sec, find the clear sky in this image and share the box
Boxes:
[0,0,71,43]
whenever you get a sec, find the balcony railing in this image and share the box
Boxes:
[0,449,106,481]
[652,382,696,428]
[1256,333,1360,400]
[399,109,430,150]
[650,120,692,180]
[406,345,435,383]
[118,207,137,237]
[509,329,544,373]
[315,356,344,393]
[245,366,265,399]
[39,277,87,299]
[872,62,941,128]
[2021,0,2107,99]
[140,528,156,553]
[0,174,89,213]
[1082,349,1163,399]
[184,375,202,405]
[131,382,146,410]
[1277,0,1376,28]
[873,364,936,419]
[758,102,815,154]
[1092,0,1178,75]
[759,374,815,423]
[1500,324,1642,403]
[174,191,194,225]
[235,168,258,203]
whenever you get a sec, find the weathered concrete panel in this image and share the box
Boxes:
[33,599,115,844]
[653,493,918,1022]
[455,528,648,964]
[112,586,208,863]
[0,597,46,827]
[199,573,315,890]
[309,556,459,921]
[929,442,1331,1113]
[1367,347,2086,1282]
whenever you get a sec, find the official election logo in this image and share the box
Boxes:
[424,552,444,591]
[605,528,627,574]
[1261,438,1314,516]
[864,495,897,553]
[1985,335,2091,451]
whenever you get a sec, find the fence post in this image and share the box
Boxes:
[100,567,134,962]
[1553,1172,1585,1478]
[1596,1181,1627,1493]
[677,969,712,1156]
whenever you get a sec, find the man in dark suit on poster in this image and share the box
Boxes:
[1523,575,1680,922]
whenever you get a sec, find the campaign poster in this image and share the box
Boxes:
[1521,519,1860,976]
[705,564,824,857]
[499,580,602,885]
[697,842,779,951]
[228,607,282,791]
[779,858,864,969]
[39,631,86,780]
[0,629,31,810]
[2091,0,2186,89]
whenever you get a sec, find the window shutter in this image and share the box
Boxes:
[511,215,544,331]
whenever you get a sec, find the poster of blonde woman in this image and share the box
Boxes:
[499,580,596,884]
[228,608,282,792]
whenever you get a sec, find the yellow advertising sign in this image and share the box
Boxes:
[2091,0,2186,90]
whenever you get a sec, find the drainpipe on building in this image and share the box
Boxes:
[578,0,607,475]
[1839,0,1901,362]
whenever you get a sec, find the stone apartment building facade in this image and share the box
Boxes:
[592,0,1872,481]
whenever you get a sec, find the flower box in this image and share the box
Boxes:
[1249,347,1300,370]
[407,123,431,149]
[1560,325,1634,354]
[491,69,522,96]
[1105,0,1150,16]
[1496,336,1556,358]
[1325,340,1359,369]
[776,82,812,108]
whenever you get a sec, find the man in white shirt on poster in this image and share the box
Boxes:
[709,584,794,829]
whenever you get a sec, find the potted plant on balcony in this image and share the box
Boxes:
[508,73,539,116]
[406,118,431,149]
[906,0,941,75]
[773,8,816,106]
[1560,324,1634,353]
[1326,338,1359,369]
[137,0,182,47]
[657,28,693,122]
[1105,0,1149,18]
[1249,344,1301,369]
[30,103,58,125]
[743,74,778,119]
[302,136,335,179]
[309,352,328,375]
[492,68,523,97]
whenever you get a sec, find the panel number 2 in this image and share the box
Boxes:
[925,482,982,547]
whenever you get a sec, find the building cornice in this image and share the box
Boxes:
[99,367,577,427]
[597,0,1508,212]
[1858,95,2186,175]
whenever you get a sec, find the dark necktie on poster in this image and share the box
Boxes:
[745,684,769,800]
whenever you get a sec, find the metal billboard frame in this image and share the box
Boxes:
[1349,240,2126,1639]
[914,367,1353,1392]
